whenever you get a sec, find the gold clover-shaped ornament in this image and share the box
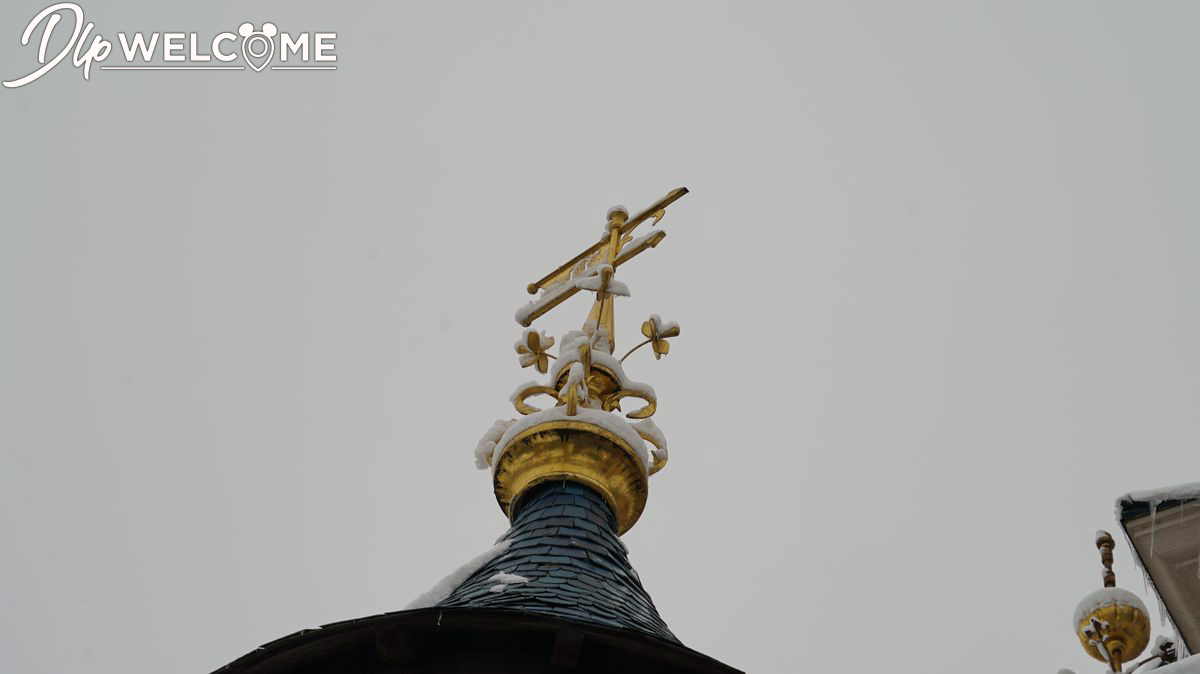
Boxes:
[515,330,555,373]
[641,315,680,360]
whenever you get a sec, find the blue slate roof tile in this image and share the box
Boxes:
[571,518,600,534]
[561,505,587,518]
[437,481,678,643]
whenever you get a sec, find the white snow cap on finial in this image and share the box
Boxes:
[474,419,515,469]
[1072,587,1147,631]
[607,205,628,220]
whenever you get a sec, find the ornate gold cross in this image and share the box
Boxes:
[514,187,689,354]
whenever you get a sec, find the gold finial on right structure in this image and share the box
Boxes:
[1073,531,1150,672]
[1097,530,1116,588]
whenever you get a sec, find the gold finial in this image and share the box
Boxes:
[1097,530,1115,588]
[479,188,687,534]
[1074,531,1150,672]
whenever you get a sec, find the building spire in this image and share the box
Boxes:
[477,187,688,535]
[215,188,743,674]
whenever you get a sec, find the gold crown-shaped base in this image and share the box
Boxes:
[492,420,648,535]
[1077,603,1151,666]
[554,361,622,403]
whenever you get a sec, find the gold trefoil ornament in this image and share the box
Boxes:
[616,314,680,363]
[515,329,555,374]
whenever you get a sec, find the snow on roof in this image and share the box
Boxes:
[487,571,529,593]
[1117,483,1200,509]
[404,539,513,610]
[1073,587,1148,631]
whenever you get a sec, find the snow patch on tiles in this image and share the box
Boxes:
[487,571,530,593]
[405,540,513,610]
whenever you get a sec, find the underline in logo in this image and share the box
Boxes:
[100,66,245,70]
[96,66,336,71]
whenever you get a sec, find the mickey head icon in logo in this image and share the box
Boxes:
[238,23,277,72]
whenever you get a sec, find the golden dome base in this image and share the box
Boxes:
[492,420,648,535]
[1077,603,1151,667]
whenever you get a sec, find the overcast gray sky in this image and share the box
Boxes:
[2,2,1198,673]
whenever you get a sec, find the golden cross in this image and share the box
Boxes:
[514,187,689,351]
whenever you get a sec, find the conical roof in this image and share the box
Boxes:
[437,480,677,642]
